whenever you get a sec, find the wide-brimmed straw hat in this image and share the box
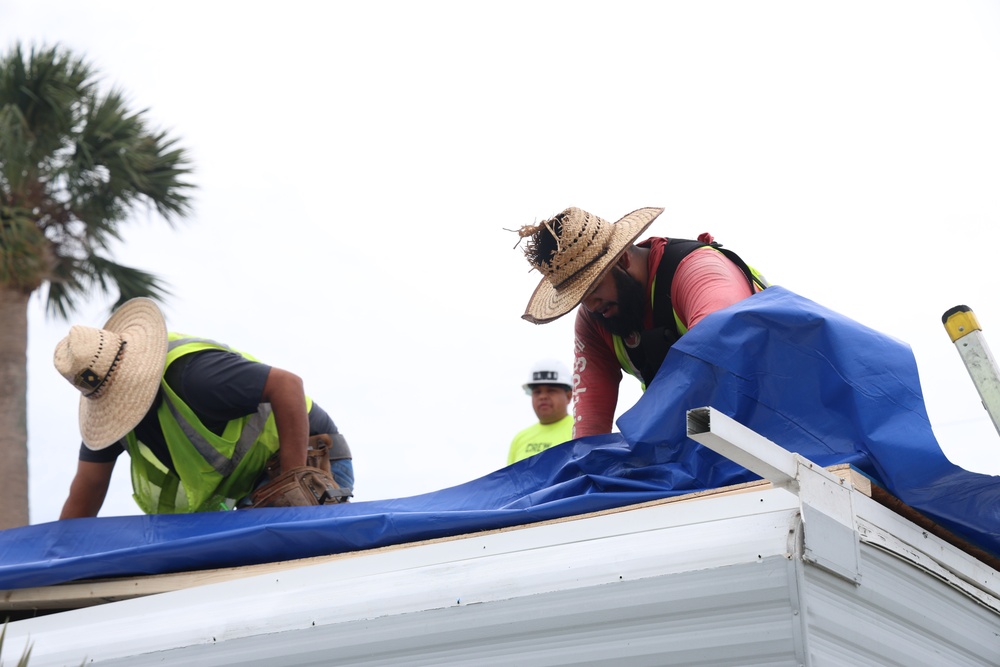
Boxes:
[519,206,664,324]
[53,297,168,450]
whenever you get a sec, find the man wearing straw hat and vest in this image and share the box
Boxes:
[54,297,353,517]
[517,207,767,439]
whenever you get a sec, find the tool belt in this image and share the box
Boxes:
[245,434,352,508]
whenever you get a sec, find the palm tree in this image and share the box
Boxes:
[0,43,193,529]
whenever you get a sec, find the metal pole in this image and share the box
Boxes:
[942,305,1000,437]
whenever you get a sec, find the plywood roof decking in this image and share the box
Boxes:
[4,464,993,618]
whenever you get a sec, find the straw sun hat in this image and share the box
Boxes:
[53,297,168,450]
[519,206,664,324]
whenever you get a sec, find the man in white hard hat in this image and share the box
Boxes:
[507,359,575,465]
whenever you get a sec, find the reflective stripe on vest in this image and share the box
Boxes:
[164,335,277,477]
[613,335,643,384]
[124,334,308,513]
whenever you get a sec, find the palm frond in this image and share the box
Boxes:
[0,41,194,319]
[87,254,170,310]
[0,44,94,169]
[42,251,170,318]
[42,252,86,319]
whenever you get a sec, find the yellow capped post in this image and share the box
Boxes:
[943,305,981,343]
[942,305,1000,438]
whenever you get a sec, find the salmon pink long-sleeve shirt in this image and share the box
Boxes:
[571,237,754,438]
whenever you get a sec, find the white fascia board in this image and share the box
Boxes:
[852,491,1000,610]
[7,490,801,665]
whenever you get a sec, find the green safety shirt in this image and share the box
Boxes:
[507,415,575,465]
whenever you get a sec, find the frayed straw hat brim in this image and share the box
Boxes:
[78,298,168,450]
[523,207,663,324]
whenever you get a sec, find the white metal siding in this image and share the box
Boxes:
[801,545,1000,667]
[94,558,805,667]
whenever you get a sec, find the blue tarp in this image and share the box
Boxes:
[2,286,999,590]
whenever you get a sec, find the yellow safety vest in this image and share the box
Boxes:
[612,241,768,388]
[124,333,311,513]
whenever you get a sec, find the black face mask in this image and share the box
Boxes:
[597,266,647,337]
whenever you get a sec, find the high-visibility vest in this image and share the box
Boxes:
[124,333,311,513]
[612,239,768,387]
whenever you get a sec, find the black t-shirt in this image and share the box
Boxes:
[79,348,339,470]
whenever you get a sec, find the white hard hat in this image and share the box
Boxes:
[523,359,573,394]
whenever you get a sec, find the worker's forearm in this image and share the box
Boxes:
[60,460,114,519]
[262,368,310,472]
[60,495,102,520]
[277,415,308,472]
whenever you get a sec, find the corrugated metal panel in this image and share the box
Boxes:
[802,545,1000,666]
[19,539,1000,667]
[95,558,804,667]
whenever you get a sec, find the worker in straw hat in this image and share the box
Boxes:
[516,206,767,439]
[55,298,354,517]
[507,358,575,465]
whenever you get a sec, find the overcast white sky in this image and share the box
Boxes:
[5,1,1000,524]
